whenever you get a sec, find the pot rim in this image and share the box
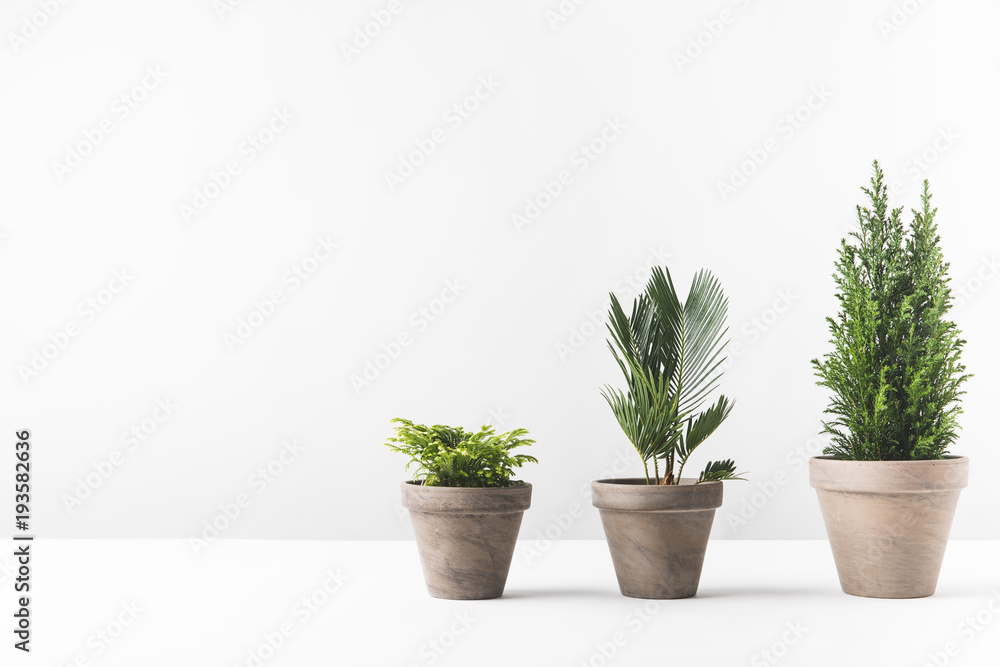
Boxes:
[593,477,721,487]
[809,455,969,493]
[809,455,968,463]
[402,480,532,491]
[591,477,723,511]
[400,480,532,513]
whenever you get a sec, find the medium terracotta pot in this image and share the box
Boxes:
[810,456,969,599]
[592,478,722,599]
[401,481,531,600]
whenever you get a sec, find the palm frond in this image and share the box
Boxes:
[602,266,738,484]
[697,459,746,483]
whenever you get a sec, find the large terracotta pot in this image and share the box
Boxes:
[810,456,969,598]
[592,478,722,599]
[401,482,531,600]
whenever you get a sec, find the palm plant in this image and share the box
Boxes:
[602,266,743,485]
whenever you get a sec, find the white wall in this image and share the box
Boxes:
[3,0,997,543]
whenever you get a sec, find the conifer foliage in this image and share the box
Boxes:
[812,161,970,461]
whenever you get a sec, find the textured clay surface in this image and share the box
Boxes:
[592,478,722,599]
[810,456,969,599]
[401,482,531,600]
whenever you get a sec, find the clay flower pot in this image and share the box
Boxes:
[401,481,531,600]
[592,478,722,599]
[810,456,969,599]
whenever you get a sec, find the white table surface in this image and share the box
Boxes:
[6,539,1000,666]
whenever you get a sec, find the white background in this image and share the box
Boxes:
[2,0,998,543]
[8,540,1000,666]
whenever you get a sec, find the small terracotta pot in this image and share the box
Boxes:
[592,478,722,599]
[401,482,531,600]
[810,456,969,599]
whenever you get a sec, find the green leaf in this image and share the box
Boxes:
[697,459,745,483]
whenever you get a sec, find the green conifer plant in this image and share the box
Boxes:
[812,161,970,461]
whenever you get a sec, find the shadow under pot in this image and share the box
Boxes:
[810,456,969,599]
[592,478,722,599]
[401,481,531,600]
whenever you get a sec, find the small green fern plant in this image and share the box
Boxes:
[811,161,970,460]
[384,418,537,487]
